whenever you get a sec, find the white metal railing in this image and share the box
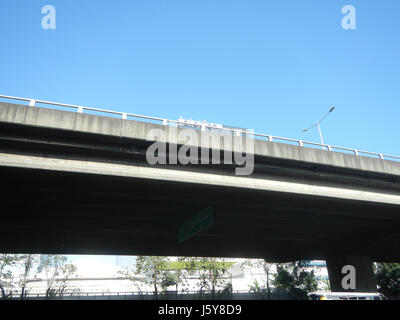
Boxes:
[8,289,260,299]
[1,94,399,162]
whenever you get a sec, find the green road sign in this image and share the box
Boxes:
[178,207,214,243]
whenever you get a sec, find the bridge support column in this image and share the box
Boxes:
[326,256,377,292]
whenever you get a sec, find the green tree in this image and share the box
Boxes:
[135,256,169,299]
[118,268,145,294]
[56,263,78,297]
[37,255,77,298]
[160,257,195,293]
[273,260,318,300]
[374,263,400,299]
[160,270,182,293]
[192,257,233,298]
[248,278,262,293]
[18,254,40,299]
[122,256,233,299]
[0,254,21,299]
[241,259,276,300]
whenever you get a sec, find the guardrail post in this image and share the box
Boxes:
[1,94,398,162]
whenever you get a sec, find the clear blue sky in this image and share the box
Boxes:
[1,0,399,156]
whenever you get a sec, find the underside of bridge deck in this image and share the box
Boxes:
[0,165,399,262]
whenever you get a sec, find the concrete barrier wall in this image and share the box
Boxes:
[1,102,400,176]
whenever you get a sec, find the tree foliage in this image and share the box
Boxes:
[190,257,232,296]
[122,256,233,297]
[37,255,77,298]
[374,263,400,299]
[0,254,21,299]
[241,259,276,299]
[272,261,319,300]
[135,256,169,298]
[19,254,40,299]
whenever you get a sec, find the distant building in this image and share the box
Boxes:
[8,257,330,296]
[228,260,329,291]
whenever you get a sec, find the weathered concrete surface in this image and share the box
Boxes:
[0,101,399,267]
[1,152,399,205]
[0,101,399,207]
[1,101,400,177]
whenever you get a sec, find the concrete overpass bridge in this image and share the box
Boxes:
[0,95,400,292]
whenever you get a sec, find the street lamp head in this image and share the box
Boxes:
[302,106,334,144]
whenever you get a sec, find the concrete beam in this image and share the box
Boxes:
[1,152,400,205]
[1,102,400,177]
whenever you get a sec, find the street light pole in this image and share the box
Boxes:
[302,106,335,145]
[317,122,324,145]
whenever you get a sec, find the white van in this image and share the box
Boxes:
[307,292,385,300]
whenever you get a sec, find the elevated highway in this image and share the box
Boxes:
[0,99,399,291]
